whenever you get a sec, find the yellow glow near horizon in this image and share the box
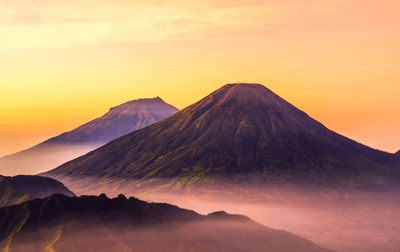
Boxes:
[1,0,400,156]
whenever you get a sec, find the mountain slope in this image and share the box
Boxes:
[0,175,74,207]
[44,83,400,194]
[0,98,178,176]
[0,194,329,252]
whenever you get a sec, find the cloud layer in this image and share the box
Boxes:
[1,0,398,49]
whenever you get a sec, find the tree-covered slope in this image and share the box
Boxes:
[0,175,74,207]
[0,193,329,252]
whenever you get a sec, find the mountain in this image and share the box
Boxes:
[0,175,74,207]
[43,83,400,195]
[44,97,178,144]
[0,193,329,252]
[0,98,178,176]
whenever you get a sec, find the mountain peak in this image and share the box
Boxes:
[222,83,267,89]
[182,83,315,135]
[109,97,167,111]
[198,83,285,111]
[104,97,178,121]
[215,83,275,97]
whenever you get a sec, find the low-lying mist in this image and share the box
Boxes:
[0,144,100,176]
[53,176,400,252]
[145,191,400,252]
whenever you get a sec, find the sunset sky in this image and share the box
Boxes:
[0,0,399,156]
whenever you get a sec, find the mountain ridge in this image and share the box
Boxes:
[0,193,330,252]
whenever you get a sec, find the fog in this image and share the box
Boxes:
[0,144,101,176]
[144,191,400,252]
[54,177,400,252]
[4,218,327,252]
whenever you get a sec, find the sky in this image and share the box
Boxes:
[0,0,399,156]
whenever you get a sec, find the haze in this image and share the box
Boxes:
[57,178,400,252]
[1,0,400,157]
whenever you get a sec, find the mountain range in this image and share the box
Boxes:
[43,83,400,196]
[0,193,329,252]
[0,175,74,207]
[0,98,178,176]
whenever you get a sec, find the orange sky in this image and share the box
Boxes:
[0,0,399,156]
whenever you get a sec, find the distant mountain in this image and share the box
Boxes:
[44,84,400,195]
[0,194,329,252]
[0,175,74,207]
[45,97,178,144]
[0,98,178,176]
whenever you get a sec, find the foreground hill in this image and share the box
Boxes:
[44,83,400,195]
[0,175,74,207]
[0,194,329,252]
[0,98,178,176]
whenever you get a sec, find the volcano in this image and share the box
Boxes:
[0,97,178,176]
[43,84,400,194]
